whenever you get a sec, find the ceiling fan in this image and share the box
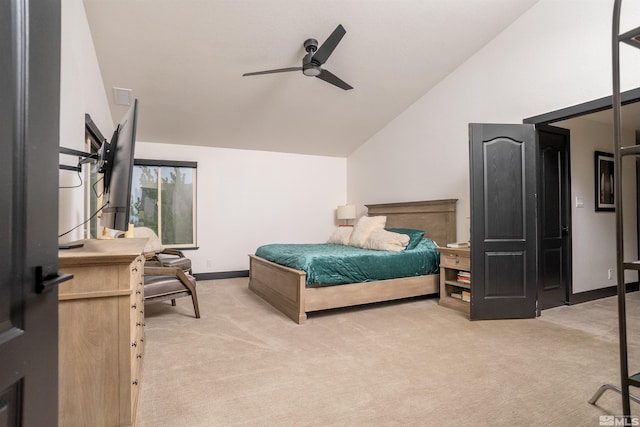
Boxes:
[242,24,353,90]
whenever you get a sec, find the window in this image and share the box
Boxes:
[130,160,197,247]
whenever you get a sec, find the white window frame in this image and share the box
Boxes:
[132,159,198,248]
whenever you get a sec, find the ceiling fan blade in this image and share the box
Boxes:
[243,67,302,76]
[316,69,353,90]
[312,24,346,65]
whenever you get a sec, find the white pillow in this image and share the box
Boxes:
[348,216,386,247]
[364,229,410,252]
[327,227,353,245]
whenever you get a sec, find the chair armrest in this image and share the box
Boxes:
[144,266,182,276]
[176,269,197,294]
[160,248,186,258]
[144,252,159,261]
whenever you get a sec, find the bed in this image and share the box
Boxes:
[248,199,457,324]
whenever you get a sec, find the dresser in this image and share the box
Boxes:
[58,238,147,427]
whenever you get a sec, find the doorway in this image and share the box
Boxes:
[524,87,640,304]
[468,122,573,318]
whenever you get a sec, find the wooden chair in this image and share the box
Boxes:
[116,226,200,317]
[143,266,201,318]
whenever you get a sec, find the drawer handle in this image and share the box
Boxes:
[140,338,144,343]
[131,303,137,309]
[136,290,141,295]
[136,322,142,327]
[131,266,138,272]
[132,341,137,347]
[137,354,143,359]
[132,380,138,386]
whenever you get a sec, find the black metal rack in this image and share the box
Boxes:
[589,0,640,417]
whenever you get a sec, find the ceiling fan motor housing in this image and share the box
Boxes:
[302,39,321,76]
[303,38,318,53]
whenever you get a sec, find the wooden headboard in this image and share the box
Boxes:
[365,199,457,247]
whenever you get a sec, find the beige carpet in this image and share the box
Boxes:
[136,279,640,426]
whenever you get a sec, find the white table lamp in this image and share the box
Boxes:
[337,204,356,226]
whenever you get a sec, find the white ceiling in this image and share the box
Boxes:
[83,0,539,157]
[580,102,640,132]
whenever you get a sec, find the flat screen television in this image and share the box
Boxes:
[99,99,138,231]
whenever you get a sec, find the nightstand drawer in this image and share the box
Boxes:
[440,252,470,270]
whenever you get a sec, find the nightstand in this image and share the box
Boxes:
[438,247,471,316]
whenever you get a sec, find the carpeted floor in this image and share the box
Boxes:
[136,278,640,426]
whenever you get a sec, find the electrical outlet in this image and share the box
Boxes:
[608,268,613,280]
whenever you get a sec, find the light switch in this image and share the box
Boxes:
[576,197,584,208]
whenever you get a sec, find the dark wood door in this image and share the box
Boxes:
[469,123,538,320]
[0,0,61,425]
[537,125,571,310]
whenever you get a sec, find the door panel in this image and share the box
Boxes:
[537,125,571,309]
[486,252,526,297]
[0,4,24,426]
[484,138,525,239]
[0,384,19,426]
[0,1,61,426]
[469,123,537,320]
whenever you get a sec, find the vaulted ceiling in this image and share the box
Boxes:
[83,0,539,157]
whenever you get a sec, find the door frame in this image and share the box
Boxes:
[523,87,640,126]
[524,87,640,304]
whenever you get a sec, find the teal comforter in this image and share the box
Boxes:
[254,238,440,286]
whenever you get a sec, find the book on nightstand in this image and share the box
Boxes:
[457,271,471,284]
[461,290,471,302]
[446,241,470,248]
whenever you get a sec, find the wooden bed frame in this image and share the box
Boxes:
[248,199,457,324]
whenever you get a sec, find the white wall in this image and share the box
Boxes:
[135,142,347,273]
[59,0,113,243]
[347,0,640,294]
[553,117,637,292]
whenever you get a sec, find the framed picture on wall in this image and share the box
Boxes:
[595,151,615,212]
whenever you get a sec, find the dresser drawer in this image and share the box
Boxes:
[440,251,470,270]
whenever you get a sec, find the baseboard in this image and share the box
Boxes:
[568,282,639,305]
[194,270,249,281]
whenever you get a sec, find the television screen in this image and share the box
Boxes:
[100,99,138,231]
